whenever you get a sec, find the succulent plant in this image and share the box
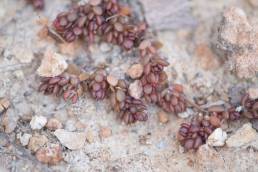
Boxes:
[110,79,148,124]
[158,84,187,114]
[52,0,146,49]
[88,70,109,100]
[177,116,220,151]
[39,73,82,103]
[38,0,254,136]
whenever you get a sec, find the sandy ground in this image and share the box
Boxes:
[0,0,258,171]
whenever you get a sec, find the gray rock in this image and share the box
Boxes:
[30,115,47,130]
[207,128,227,147]
[177,108,194,118]
[54,129,87,150]
[17,133,32,146]
[248,87,258,99]
[37,51,68,77]
[129,80,143,99]
[226,123,258,147]
[46,118,63,131]
[28,134,48,152]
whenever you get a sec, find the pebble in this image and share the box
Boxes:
[107,75,118,86]
[209,115,221,128]
[66,64,81,76]
[177,108,193,119]
[13,70,24,79]
[35,144,63,165]
[28,134,48,152]
[226,123,258,147]
[30,115,47,130]
[207,128,227,147]
[46,118,62,131]
[158,111,169,124]
[54,129,87,150]
[127,64,143,79]
[100,127,112,139]
[17,133,32,146]
[12,45,34,63]
[129,80,143,99]
[86,130,94,143]
[248,87,258,99]
[37,50,68,77]
[79,72,90,81]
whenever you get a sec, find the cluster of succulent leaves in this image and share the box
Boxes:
[37,0,258,151]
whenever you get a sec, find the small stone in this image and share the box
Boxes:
[17,133,32,146]
[100,127,112,139]
[100,42,112,52]
[128,80,143,99]
[127,64,143,79]
[30,115,47,130]
[209,115,221,128]
[46,118,62,131]
[158,111,169,124]
[86,130,94,143]
[79,72,90,81]
[37,50,68,77]
[107,75,118,86]
[66,64,81,76]
[248,87,258,99]
[13,45,34,63]
[226,123,258,147]
[13,70,24,79]
[28,134,48,152]
[54,129,87,150]
[35,144,63,165]
[207,128,227,147]
[178,108,193,119]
